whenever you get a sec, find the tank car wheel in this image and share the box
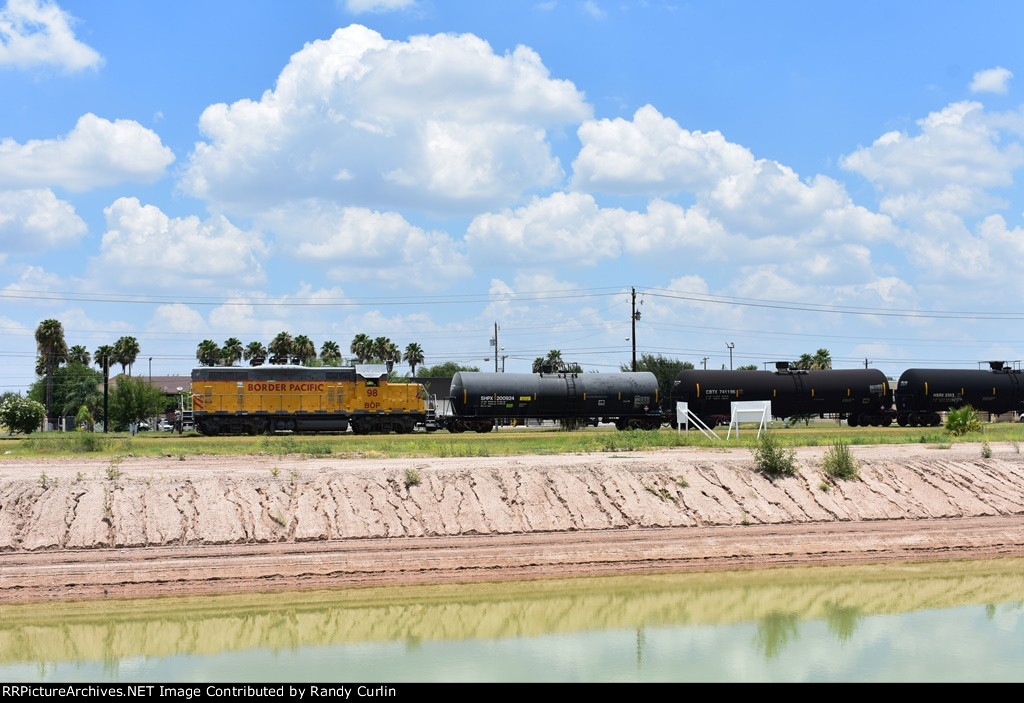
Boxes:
[897,415,909,427]
[882,416,893,427]
[930,413,942,427]
[847,415,859,427]
[614,419,628,431]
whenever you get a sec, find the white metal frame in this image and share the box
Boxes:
[727,400,771,439]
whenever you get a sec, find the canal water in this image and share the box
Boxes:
[1,558,1021,683]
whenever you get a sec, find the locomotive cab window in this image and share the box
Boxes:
[365,379,378,387]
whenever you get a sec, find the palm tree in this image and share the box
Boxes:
[196,339,220,366]
[268,332,293,365]
[69,345,91,366]
[403,342,425,376]
[792,353,815,371]
[371,336,391,363]
[320,340,342,366]
[812,348,832,370]
[292,335,316,365]
[221,337,244,366]
[35,318,68,422]
[350,333,371,363]
[244,341,267,366]
[383,341,402,372]
[94,344,114,433]
[113,336,140,375]
[94,345,115,373]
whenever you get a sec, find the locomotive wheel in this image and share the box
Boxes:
[395,418,414,434]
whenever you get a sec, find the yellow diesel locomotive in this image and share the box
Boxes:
[191,365,432,435]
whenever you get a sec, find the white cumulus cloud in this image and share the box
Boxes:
[0,113,175,191]
[0,188,86,258]
[258,202,470,288]
[572,105,752,195]
[87,198,267,292]
[344,0,418,13]
[970,66,1013,94]
[839,100,1024,198]
[180,24,590,216]
[0,0,102,72]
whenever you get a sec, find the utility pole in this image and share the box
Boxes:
[491,322,499,373]
[631,287,641,372]
[702,357,708,370]
[864,358,869,369]
[726,342,735,370]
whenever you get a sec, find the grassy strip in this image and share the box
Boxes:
[1,421,1022,459]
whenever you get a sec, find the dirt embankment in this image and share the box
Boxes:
[1,442,1023,603]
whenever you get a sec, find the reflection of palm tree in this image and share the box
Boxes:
[823,602,862,642]
[753,611,800,659]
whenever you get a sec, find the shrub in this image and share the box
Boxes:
[752,431,797,478]
[404,468,422,488]
[945,405,982,436]
[821,440,859,480]
[981,441,992,459]
[0,395,46,435]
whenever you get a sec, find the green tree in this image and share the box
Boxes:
[620,353,695,407]
[383,341,402,371]
[113,336,141,375]
[269,332,293,365]
[370,336,392,363]
[0,395,46,435]
[34,318,68,421]
[244,341,267,366]
[109,376,167,432]
[291,335,316,365]
[320,340,342,366]
[196,339,220,366]
[350,333,371,363]
[220,337,244,366]
[69,345,91,366]
[94,345,115,432]
[737,364,760,371]
[403,342,425,376]
[418,361,481,377]
[28,362,103,420]
[792,349,832,371]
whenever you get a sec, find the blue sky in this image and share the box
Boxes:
[2,0,1024,392]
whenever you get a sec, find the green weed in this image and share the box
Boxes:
[752,431,797,478]
[821,440,859,480]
